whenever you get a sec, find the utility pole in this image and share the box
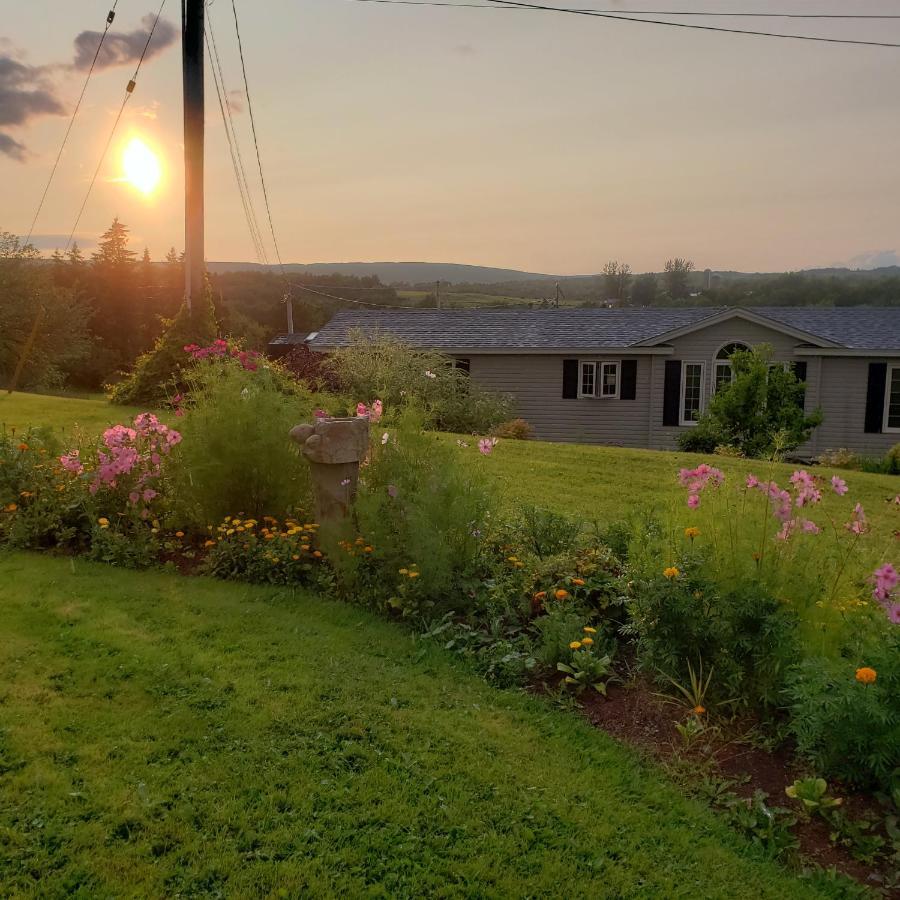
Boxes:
[554,281,560,308]
[182,0,205,312]
[435,280,441,309]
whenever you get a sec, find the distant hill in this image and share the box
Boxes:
[206,261,558,284]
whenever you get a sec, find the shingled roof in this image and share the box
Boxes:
[283,306,900,353]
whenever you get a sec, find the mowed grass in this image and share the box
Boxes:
[0,553,850,898]
[0,391,155,437]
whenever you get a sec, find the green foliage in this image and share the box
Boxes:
[168,359,315,528]
[625,559,799,710]
[720,790,799,861]
[785,778,843,814]
[678,345,822,458]
[325,335,514,433]
[508,504,582,559]
[109,296,218,406]
[557,643,615,695]
[0,232,93,390]
[532,606,592,667]
[785,636,900,791]
[328,408,494,617]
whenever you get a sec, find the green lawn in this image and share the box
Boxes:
[0,552,846,898]
[0,391,153,436]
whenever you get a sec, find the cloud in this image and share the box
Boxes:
[845,249,900,270]
[0,56,66,158]
[72,14,178,72]
[0,13,176,161]
[22,233,95,251]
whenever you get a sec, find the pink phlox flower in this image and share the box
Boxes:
[369,399,383,423]
[831,475,849,496]
[478,438,494,455]
[356,402,369,418]
[846,503,869,535]
[59,450,84,475]
[315,409,328,419]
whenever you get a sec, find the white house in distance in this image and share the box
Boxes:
[274,306,900,456]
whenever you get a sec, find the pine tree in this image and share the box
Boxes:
[92,217,136,267]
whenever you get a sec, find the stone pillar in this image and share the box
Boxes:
[290,416,370,524]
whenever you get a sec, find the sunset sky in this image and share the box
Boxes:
[3,0,900,274]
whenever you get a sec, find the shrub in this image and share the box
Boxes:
[168,357,315,528]
[785,628,899,790]
[325,335,514,433]
[819,448,862,471]
[326,407,494,617]
[677,345,822,458]
[109,296,217,406]
[532,606,593,667]
[506,504,582,559]
[491,418,533,440]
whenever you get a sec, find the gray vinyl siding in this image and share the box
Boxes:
[813,357,899,456]
[459,319,896,456]
[467,354,652,446]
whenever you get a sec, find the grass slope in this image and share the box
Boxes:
[0,392,151,436]
[0,553,845,898]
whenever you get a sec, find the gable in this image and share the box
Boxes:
[663,316,809,357]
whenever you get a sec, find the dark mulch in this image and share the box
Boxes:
[531,673,896,895]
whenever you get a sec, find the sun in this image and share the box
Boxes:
[122,137,162,195]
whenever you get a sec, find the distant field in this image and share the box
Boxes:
[395,290,537,307]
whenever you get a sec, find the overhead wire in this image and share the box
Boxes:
[354,0,900,47]
[353,1,900,19]
[205,10,269,264]
[25,2,121,246]
[64,0,169,252]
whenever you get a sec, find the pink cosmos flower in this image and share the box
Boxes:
[790,470,822,507]
[746,474,759,489]
[888,602,900,625]
[370,400,383,423]
[831,475,849,496]
[478,438,494,455]
[801,519,820,535]
[687,494,700,509]
[846,503,868,536]
[872,563,898,602]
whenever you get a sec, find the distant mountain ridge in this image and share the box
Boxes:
[206,261,558,284]
[206,260,900,286]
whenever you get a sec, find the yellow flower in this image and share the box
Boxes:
[364,546,374,553]
[98,517,110,529]
[408,571,420,578]
[855,667,877,685]
[663,566,680,579]
[684,527,700,540]
[583,626,597,634]
[581,637,594,646]
[226,528,235,536]
[301,544,310,551]
[555,589,569,601]
[569,641,582,650]
[571,577,586,586]
[399,568,408,575]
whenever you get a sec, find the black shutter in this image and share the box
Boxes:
[791,361,808,410]
[454,358,471,375]
[864,362,887,433]
[562,359,578,399]
[663,360,682,426]
[620,359,637,400]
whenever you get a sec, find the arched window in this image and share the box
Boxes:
[714,342,749,393]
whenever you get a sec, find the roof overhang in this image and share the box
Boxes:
[794,347,900,357]
[631,307,842,349]
[308,343,675,356]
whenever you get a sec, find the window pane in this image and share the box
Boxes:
[889,368,900,429]
[683,364,703,422]
[601,363,618,396]
[714,362,732,393]
[580,362,595,396]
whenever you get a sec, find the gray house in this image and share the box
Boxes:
[284,306,900,455]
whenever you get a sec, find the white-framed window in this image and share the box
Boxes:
[579,361,596,398]
[578,360,620,398]
[885,365,900,432]
[713,342,749,393]
[599,362,620,398]
[681,361,705,425]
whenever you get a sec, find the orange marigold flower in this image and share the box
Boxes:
[663,566,680,579]
[313,550,323,558]
[4,503,17,512]
[583,626,597,634]
[581,637,594,646]
[855,667,877,685]
[569,641,582,650]
[17,443,28,452]
[204,540,215,548]
[693,705,706,715]
[555,589,569,601]
[571,577,585,586]
[533,591,547,601]
[684,527,700,540]
[175,531,185,538]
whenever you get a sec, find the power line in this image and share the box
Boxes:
[205,13,269,264]
[229,0,287,275]
[25,2,120,246]
[353,1,900,19]
[355,0,900,46]
[64,0,169,252]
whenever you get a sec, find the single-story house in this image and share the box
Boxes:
[272,306,900,455]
